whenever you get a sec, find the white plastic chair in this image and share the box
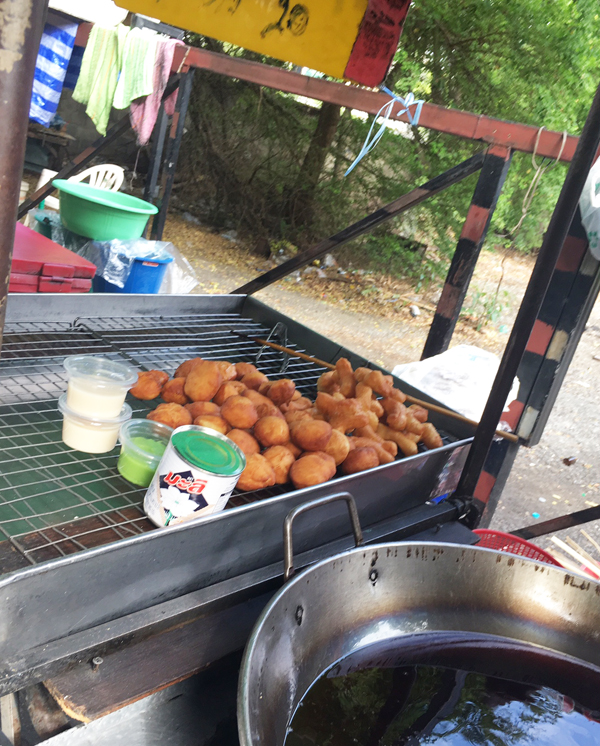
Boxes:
[69,164,125,192]
[31,164,125,217]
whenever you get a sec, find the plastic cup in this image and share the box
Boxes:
[58,394,132,454]
[117,419,173,487]
[64,355,138,419]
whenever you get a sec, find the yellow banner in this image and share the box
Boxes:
[116,0,369,80]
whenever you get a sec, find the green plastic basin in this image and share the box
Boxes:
[52,179,158,240]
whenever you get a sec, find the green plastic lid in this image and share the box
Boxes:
[172,428,245,476]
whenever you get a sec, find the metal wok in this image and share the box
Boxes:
[238,493,600,746]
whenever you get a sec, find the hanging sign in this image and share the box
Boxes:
[116,0,411,86]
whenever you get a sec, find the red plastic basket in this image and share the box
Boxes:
[473,529,563,567]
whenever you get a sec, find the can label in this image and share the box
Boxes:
[144,439,240,527]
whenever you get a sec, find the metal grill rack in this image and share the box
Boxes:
[0,313,331,568]
[0,311,459,570]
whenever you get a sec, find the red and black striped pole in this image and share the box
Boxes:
[421,145,513,359]
[455,80,600,524]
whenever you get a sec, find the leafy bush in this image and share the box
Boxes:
[176,0,600,283]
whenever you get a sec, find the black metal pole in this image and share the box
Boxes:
[511,503,600,540]
[150,69,195,240]
[143,104,169,204]
[0,0,48,351]
[234,151,486,295]
[456,81,600,504]
[422,146,512,359]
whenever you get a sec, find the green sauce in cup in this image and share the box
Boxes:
[117,420,173,487]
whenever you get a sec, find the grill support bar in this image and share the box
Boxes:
[234,151,486,296]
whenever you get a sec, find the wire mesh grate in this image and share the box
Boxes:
[0,313,328,569]
[0,313,458,570]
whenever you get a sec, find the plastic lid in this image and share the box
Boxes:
[58,393,132,427]
[172,426,245,476]
[119,419,173,461]
[64,355,138,388]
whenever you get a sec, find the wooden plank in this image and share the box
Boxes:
[44,592,270,722]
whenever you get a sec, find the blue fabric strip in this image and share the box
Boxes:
[29,13,78,127]
[63,46,84,91]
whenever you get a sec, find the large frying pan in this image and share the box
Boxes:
[238,494,600,746]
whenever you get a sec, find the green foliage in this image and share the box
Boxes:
[461,288,510,330]
[177,3,600,279]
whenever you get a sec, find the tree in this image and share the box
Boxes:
[177,1,600,272]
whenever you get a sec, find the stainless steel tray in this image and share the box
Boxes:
[0,294,471,680]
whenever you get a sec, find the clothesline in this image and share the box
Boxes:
[29,18,185,145]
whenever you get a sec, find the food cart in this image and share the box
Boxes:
[0,1,599,743]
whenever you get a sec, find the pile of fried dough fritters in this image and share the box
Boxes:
[129,358,443,492]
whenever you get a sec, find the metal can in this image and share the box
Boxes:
[143,425,246,528]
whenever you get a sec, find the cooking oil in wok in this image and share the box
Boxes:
[285,635,600,745]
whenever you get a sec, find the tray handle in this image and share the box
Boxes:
[283,492,364,581]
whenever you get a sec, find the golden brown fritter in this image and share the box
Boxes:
[184,361,223,402]
[161,377,190,406]
[220,395,259,430]
[236,454,276,492]
[146,403,192,429]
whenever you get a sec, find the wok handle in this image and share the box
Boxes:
[283,492,364,581]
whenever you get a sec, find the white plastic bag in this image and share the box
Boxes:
[158,244,199,294]
[579,157,600,260]
[392,345,519,423]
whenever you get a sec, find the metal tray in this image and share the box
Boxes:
[0,294,471,570]
[0,294,472,675]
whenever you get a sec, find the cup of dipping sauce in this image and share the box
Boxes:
[117,419,173,487]
[58,394,132,454]
[64,355,138,419]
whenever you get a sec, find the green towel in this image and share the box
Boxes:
[73,25,127,136]
[113,28,158,110]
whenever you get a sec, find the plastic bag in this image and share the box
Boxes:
[78,239,199,293]
[392,345,520,422]
[579,157,600,260]
[158,244,199,294]
[32,209,90,253]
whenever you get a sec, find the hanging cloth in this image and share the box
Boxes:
[73,24,128,136]
[130,37,184,146]
[113,27,158,110]
[63,45,85,91]
[29,11,78,127]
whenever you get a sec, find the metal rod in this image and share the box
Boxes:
[173,45,580,163]
[235,152,486,295]
[0,0,48,353]
[240,333,518,442]
[512,504,600,540]
[150,69,195,240]
[17,77,182,219]
[456,80,600,503]
[422,146,513,359]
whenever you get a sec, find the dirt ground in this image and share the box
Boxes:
[164,216,600,565]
